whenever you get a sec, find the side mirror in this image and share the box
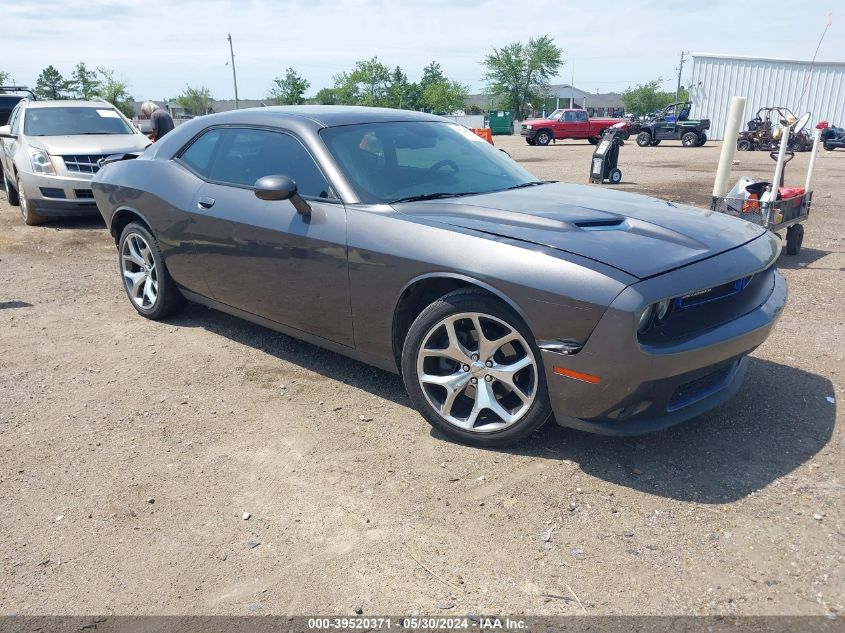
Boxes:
[254,174,310,215]
[0,125,16,139]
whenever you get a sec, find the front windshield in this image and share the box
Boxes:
[24,107,135,136]
[548,110,564,121]
[320,121,539,204]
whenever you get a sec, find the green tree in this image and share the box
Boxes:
[35,65,69,100]
[482,35,564,120]
[422,79,468,114]
[96,67,135,118]
[68,62,100,100]
[314,87,339,105]
[177,85,212,116]
[347,57,391,106]
[621,80,688,116]
[268,68,310,105]
[386,66,409,109]
[0,70,10,92]
[419,61,446,93]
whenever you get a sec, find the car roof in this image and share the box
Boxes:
[24,100,113,109]
[201,105,446,128]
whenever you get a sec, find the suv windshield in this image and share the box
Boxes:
[24,107,134,136]
[320,121,539,204]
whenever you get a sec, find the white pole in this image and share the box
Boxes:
[805,126,822,192]
[770,125,790,193]
[712,96,746,200]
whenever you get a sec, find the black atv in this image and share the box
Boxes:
[821,124,845,151]
[634,101,710,148]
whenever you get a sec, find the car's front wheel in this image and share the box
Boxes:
[118,222,185,319]
[402,290,551,446]
[18,175,44,225]
[636,132,652,147]
[534,130,552,146]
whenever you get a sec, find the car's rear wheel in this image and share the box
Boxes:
[786,224,804,256]
[534,130,552,146]
[588,136,599,145]
[526,138,536,146]
[823,142,834,152]
[118,222,185,319]
[636,132,652,147]
[737,139,753,151]
[681,132,699,147]
[18,175,44,225]
[697,133,708,147]
[3,171,19,206]
[402,290,551,447]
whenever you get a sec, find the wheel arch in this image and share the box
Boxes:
[390,272,531,372]
[110,206,154,245]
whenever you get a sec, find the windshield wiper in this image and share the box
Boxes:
[390,191,482,204]
[502,181,551,191]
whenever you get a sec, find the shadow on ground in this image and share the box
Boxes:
[172,305,835,505]
[777,246,839,270]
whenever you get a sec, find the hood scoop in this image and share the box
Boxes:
[574,218,630,231]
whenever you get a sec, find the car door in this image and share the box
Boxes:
[573,110,589,138]
[1,105,21,176]
[556,111,578,138]
[178,126,354,347]
[654,104,678,140]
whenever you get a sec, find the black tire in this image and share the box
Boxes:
[17,175,44,225]
[636,132,652,147]
[587,136,599,145]
[534,130,552,146]
[650,140,661,146]
[785,224,804,256]
[823,143,834,152]
[697,133,707,147]
[3,171,19,206]
[788,139,803,152]
[737,139,753,151]
[526,138,536,146]
[609,168,622,184]
[681,131,699,147]
[401,289,552,447]
[118,222,186,319]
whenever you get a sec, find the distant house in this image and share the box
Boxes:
[465,85,622,118]
[132,99,269,118]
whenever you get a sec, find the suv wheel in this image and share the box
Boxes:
[737,139,753,151]
[3,172,19,206]
[18,175,44,225]
[636,132,652,147]
[534,130,552,146]
[402,290,551,447]
[681,131,700,147]
[118,222,186,319]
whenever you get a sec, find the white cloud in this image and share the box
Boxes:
[1,0,841,101]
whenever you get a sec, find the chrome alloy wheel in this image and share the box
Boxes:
[121,232,159,310]
[416,312,538,433]
[17,176,28,220]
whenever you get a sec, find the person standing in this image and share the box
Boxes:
[140,101,175,142]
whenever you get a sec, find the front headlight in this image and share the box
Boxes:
[525,124,533,130]
[654,299,671,322]
[637,305,654,332]
[29,148,56,175]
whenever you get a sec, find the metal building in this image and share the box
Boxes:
[689,53,845,140]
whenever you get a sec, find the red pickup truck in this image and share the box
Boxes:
[520,109,627,146]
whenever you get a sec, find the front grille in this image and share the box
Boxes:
[39,187,66,199]
[74,189,94,199]
[61,154,106,174]
[668,362,737,412]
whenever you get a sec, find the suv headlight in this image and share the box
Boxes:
[637,305,654,332]
[29,148,56,175]
[525,124,533,130]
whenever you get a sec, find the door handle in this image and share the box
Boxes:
[197,196,215,209]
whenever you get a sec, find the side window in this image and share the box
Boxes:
[179,128,223,178]
[9,106,21,134]
[576,111,588,122]
[564,111,577,122]
[207,128,331,198]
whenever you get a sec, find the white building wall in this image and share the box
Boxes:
[689,53,845,140]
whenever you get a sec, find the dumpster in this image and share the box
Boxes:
[488,110,514,136]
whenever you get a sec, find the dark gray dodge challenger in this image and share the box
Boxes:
[91,106,787,446]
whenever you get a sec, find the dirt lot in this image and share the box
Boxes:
[0,137,842,617]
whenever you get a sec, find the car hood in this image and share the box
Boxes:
[27,134,150,155]
[392,183,767,279]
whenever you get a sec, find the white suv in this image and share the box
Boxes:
[0,99,150,225]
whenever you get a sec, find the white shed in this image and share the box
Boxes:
[689,53,845,140]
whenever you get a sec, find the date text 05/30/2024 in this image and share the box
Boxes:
[307,617,528,630]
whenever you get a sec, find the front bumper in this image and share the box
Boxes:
[544,263,787,436]
[17,171,99,216]
[520,127,538,139]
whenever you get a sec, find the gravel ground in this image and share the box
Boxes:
[0,137,842,616]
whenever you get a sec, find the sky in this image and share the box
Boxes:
[0,0,841,102]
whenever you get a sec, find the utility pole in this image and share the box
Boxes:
[675,51,686,103]
[227,33,240,110]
